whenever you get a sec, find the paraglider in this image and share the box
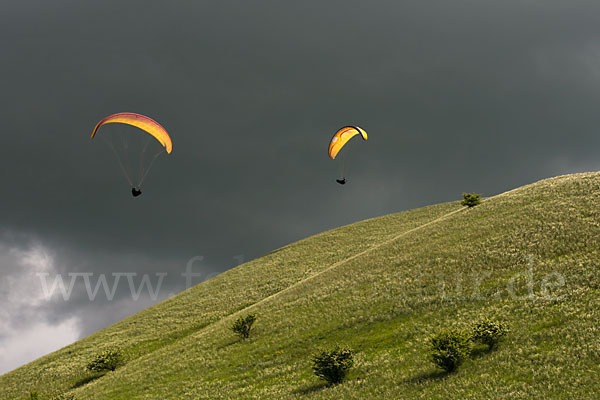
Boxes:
[91,112,172,197]
[328,126,367,185]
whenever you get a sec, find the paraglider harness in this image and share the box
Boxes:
[131,187,142,197]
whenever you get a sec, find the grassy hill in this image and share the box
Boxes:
[2,172,600,399]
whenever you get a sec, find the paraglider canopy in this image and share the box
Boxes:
[328,126,367,160]
[91,112,172,196]
[328,126,367,185]
[91,112,172,154]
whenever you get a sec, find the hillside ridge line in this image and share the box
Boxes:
[240,204,468,313]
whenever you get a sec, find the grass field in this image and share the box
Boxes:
[2,172,600,399]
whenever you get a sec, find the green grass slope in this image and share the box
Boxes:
[2,173,600,399]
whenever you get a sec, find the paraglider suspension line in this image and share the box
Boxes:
[137,150,164,188]
[121,134,134,185]
[138,136,152,186]
[338,148,348,180]
[103,136,134,187]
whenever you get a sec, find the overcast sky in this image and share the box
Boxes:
[2,0,600,374]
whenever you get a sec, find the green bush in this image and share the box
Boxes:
[429,329,472,372]
[231,314,256,339]
[472,319,508,349]
[28,391,39,400]
[86,348,123,373]
[461,193,481,207]
[311,346,354,385]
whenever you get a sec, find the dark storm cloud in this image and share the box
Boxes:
[2,0,600,372]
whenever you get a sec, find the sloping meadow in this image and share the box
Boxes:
[2,173,600,399]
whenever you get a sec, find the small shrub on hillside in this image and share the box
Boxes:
[311,346,354,385]
[28,391,39,400]
[472,319,508,349]
[86,348,123,373]
[231,314,256,339]
[461,193,481,207]
[429,329,472,372]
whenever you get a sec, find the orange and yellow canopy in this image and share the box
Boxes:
[328,126,367,159]
[91,112,173,154]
